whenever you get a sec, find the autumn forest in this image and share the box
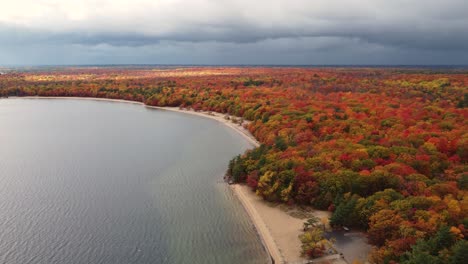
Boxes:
[1,67,467,263]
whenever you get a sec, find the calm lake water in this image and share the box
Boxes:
[0,98,268,264]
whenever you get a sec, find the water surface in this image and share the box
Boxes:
[0,98,268,264]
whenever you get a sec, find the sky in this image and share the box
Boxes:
[0,0,467,65]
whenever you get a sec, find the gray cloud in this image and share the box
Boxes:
[0,0,467,65]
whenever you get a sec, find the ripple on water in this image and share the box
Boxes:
[0,98,268,264]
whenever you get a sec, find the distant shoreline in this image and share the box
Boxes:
[17,96,260,147]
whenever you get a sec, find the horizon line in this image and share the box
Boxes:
[2,63,468,68]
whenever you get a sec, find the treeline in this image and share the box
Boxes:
[1,67,467,263]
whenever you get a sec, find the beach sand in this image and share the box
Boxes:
[231,184,335,264]
[232,184,300,263]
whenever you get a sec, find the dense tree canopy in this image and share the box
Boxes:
[1,67,467,263]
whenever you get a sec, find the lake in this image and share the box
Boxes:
[0,98,268,264]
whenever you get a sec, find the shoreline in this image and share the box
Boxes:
[232,185,285,264]
[17,96,260,147]
[12,96,285,262]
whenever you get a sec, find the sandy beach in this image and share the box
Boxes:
[233,185,301,263]
[232,184,337,264]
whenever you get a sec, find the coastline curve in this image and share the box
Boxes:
[14,96,283,264]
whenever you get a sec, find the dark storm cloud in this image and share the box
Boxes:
[0,0,467,65]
